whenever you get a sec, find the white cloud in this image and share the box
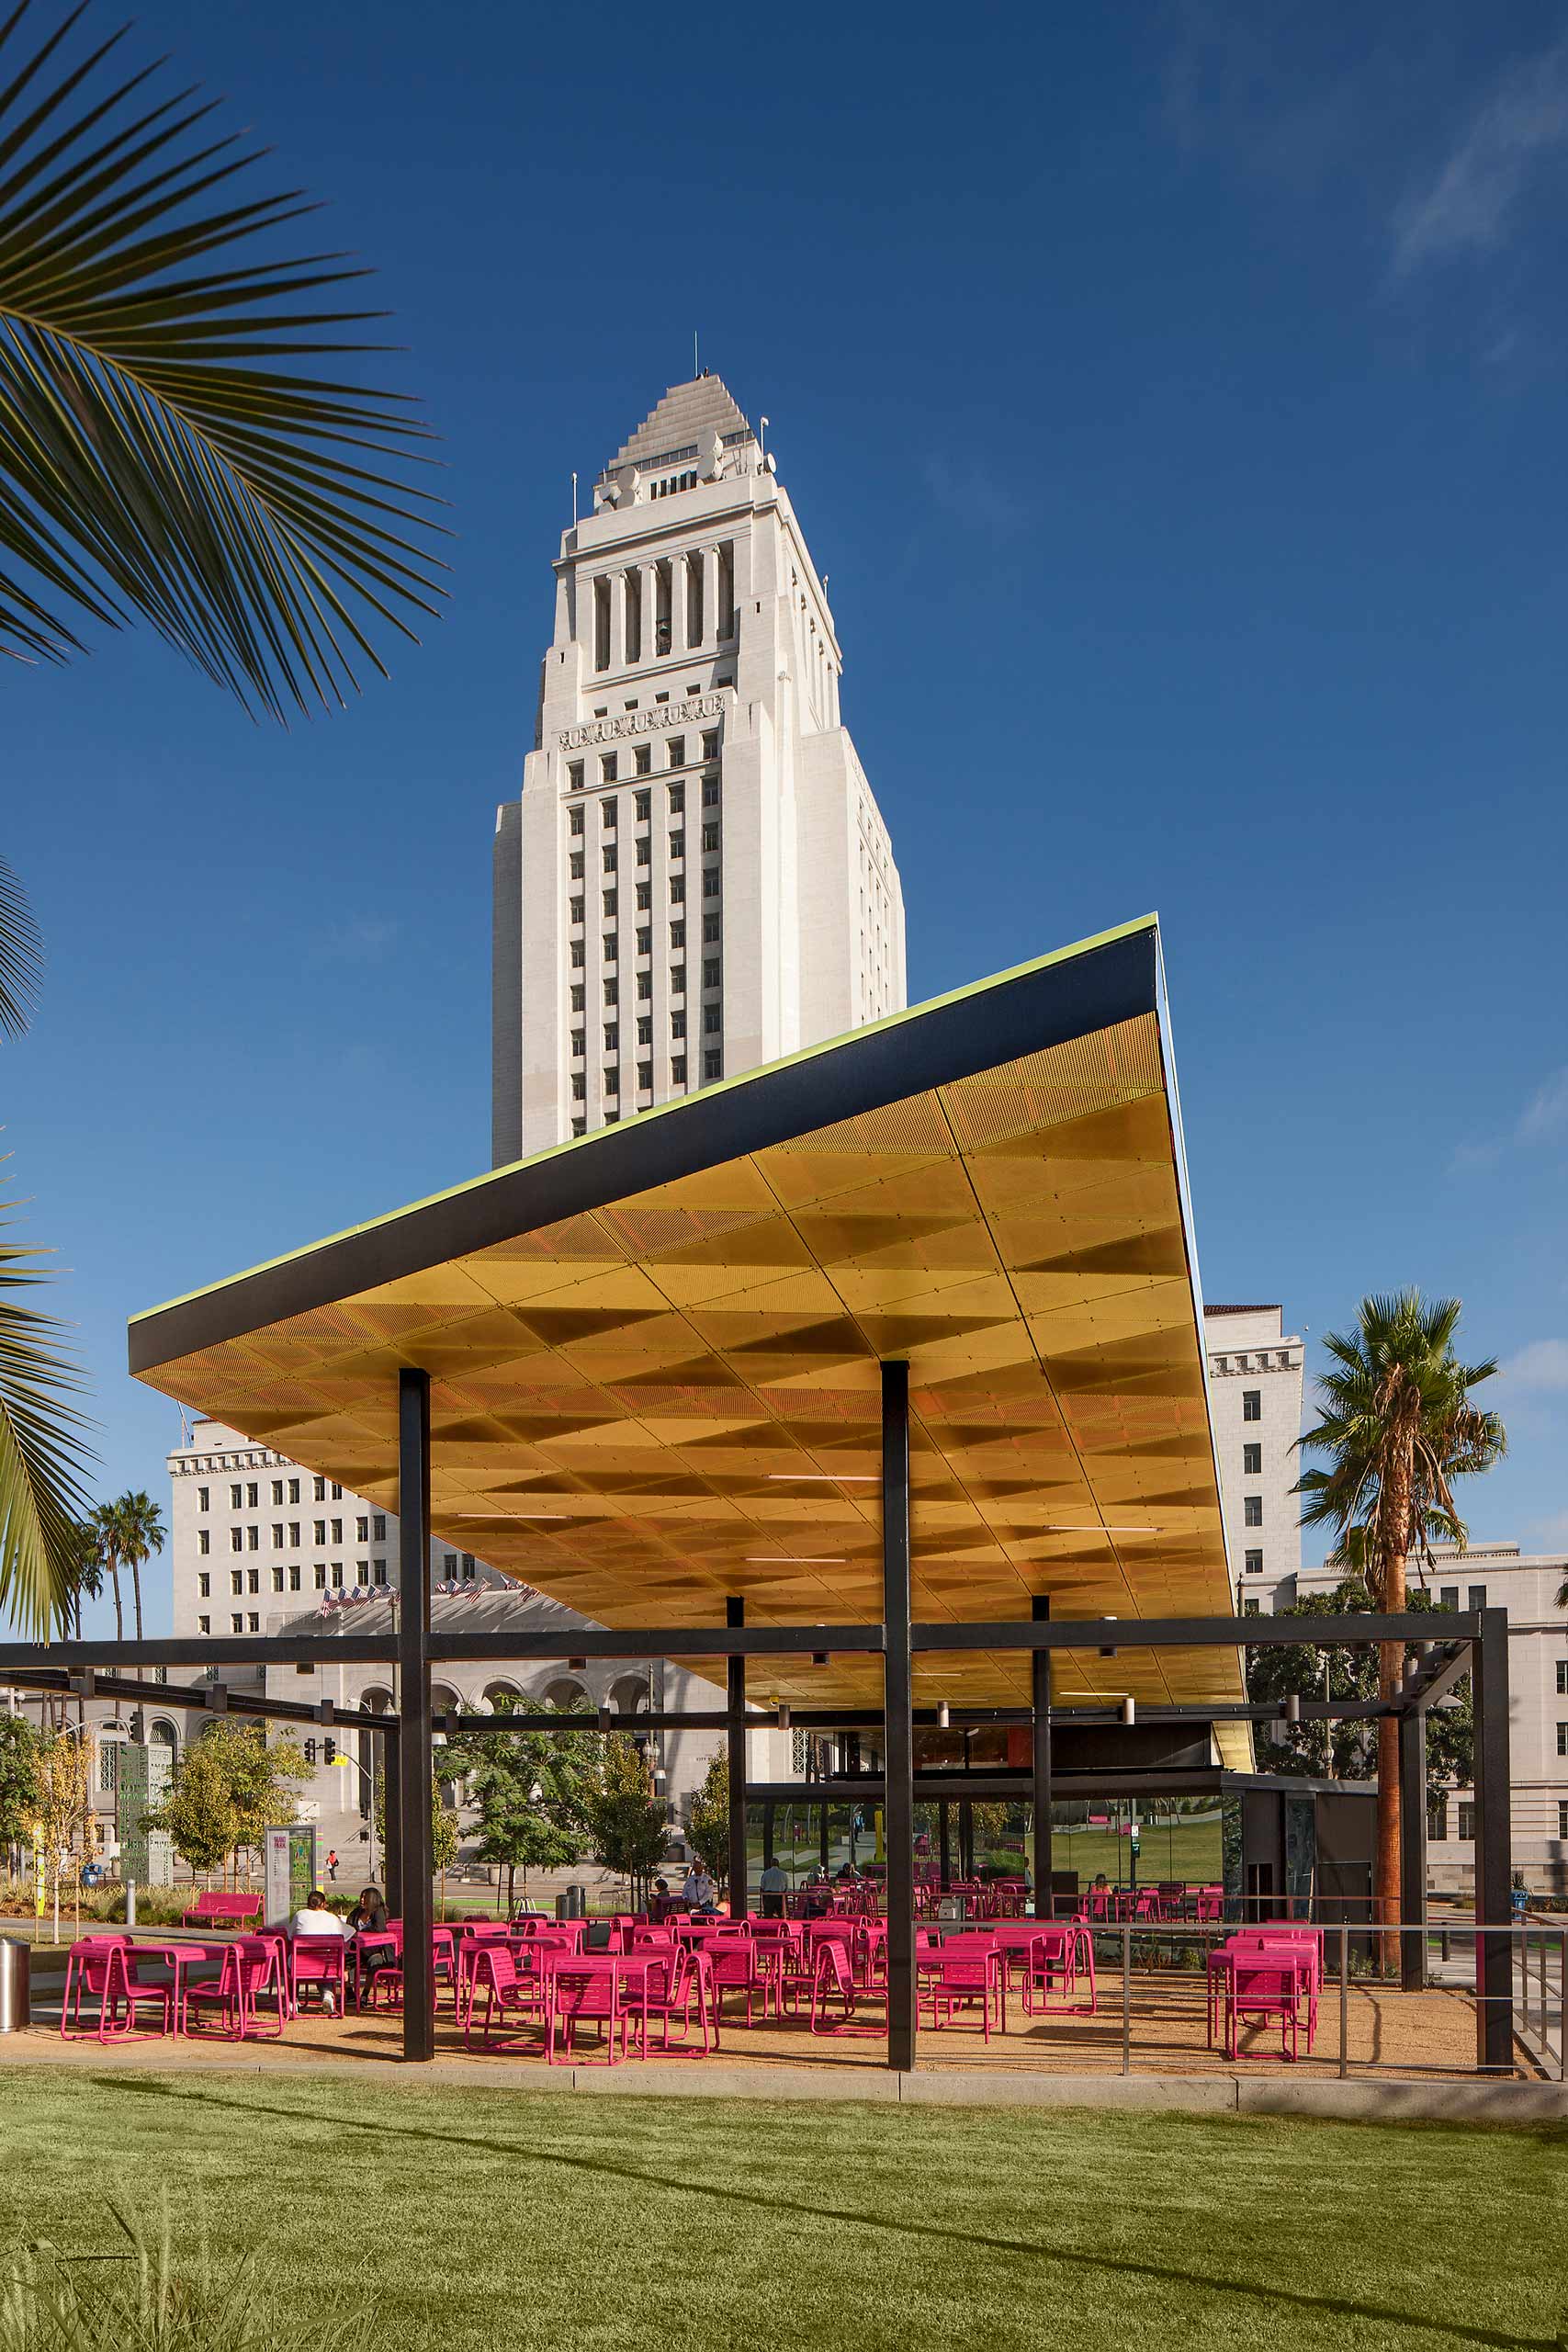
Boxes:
[1392,40,1568,275]
[1500,1338,1568,1391]
[923,458,1022,542]
[309,917,397,967]
[1518,1067,1568,1144]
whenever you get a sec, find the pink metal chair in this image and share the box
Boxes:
[707,1936,770,2026]
[641,1945,713,2056]
[62,1938,173,2043]
[547,1958,632,2065]
[61,1938,130,2042]
[809,1939,885,2037]
[1222,1951,1303,2061]
[919,1938,1006,2041]
[180,1939,288,2041]
[464,1946,547,2053]
[289,1933,347,2018]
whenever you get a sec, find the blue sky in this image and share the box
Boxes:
[6,0,1567,1635]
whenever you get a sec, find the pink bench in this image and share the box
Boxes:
[181,1892,264,1929]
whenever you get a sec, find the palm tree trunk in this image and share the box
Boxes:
[130,1557,143,1642]
[109,1560,123,1642]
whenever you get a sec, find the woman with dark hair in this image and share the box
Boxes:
[347,1883,388,1937]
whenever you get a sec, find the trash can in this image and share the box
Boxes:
[0,1939,30,2035]
[937,1895,967,1923]
[555,1884,586,1921]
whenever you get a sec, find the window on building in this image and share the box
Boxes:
[248,1611,259,1632]
[197,1486,209,1511]
[635,749,651,779]
[604,1067,619,1095]
[198,1614,210,1634]
[1242,1390,1261,1422]
[1559,1800,1568,1839]
[356,1560,369,1585]
[442,1553,457,1576]
[197,1571,210,1597]
[1458,1801,1475,1841]
[227,1482,240,1509]
[1243,1598,1260,1616]
[667,739,685,769]
[637,924,651,955]
[247,1566,259,1592]
[600,753,617,784]
[246,1481,258,1507]
[568,761,584,791]
[570,940,585,968]
[604,976,618,1006]
[671,920,686,948]
[704,866,719,897]
[1557,1660,1568,1695]
[197,1529,209,1555]
[703,957,720,989]
[603,889,617,918]
[635,970,651,1000]
[701,730,719,762]
[669,782,684,812]
[1244,1496,1262,1526]
[702,775,719,808]
[703,913,719,943]
[1429,1795,1449,1840]
[1243,1442,1262,1476]
[355,1516,368,1542]
[1468,1585,1487,1613]
[603,931,617,961]
[704,1005,721,1034]
[245,1523,258,1550]
[313,1477,326,1502]
[1558,1723,1568,1757]
[637,1016,652,1046]
[289,1565,301,1590]
[570,984,585,1012]
[635,792,650,824]
[271,1523,283,1548]
[570,804,584,835]
[571,1116,586,1136]
[570,897,584,925]
[671,964,685,994]
[288,1521,300,1546]
[313,1564,326,1589]
[288,1478,299,1504]
[671,1056,687,1085]
[331,1562,344,1588]
[602,797,617,828]
[272,1566,284,1592]
[571,1072,585,1100]
[604,1023,619,1052]
[570,1029,585,1058]
[669,831,684,860]
[1244,1548,1263,1574]
[231,1613,243,1633]
[272,1479,284,1506]
[1438,1585,1460,1611]
[374,1559,388,1585]
[230,1527,243,1555]
[702,823,719,852]
[314,1520,326,1544]
[637,1060,653,1091]
[603,842,617,873]
[332,1481,342,1499]
[704,1049,721,1080]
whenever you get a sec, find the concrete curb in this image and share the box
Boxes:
[2,2041,1563,2123]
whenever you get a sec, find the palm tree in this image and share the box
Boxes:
[0,861,94,1638]
[111,1489,164,1643]
[2,1,445,715]
[1295,1292,1506,1963]
[85,1499,123,1641]
[63,1520,103,1636]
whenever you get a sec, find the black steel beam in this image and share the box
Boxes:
[727,1597,748,1919]
[0,1635,397,1673]
[423,1624,885,1662]
[0,1669,398,1735]
[882,1361,916,2074]
[746,1768,1239,1803]
[397,1370,436,2064]
[1032,1593,1052,1917]
[1404,1642,1472,1714]
[1399,1702,1427,1992]
[910,1612,1483,1653]
[1472,1611,1513,2071]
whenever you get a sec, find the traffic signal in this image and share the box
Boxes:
[323,1736,337,1766]
[304,1738,318,1766]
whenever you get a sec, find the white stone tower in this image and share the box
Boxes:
[492,374,905,1159]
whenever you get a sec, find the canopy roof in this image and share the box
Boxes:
[129,914,1246,1742]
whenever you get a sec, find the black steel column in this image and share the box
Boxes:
[1472,1608,1514,2071]
[939,1798,951,1893]
[1032,1593,1053,1917]
[882,1360,916,2072]
[396,1368,435,2063]
[1399,1700,1427,1991]
[819,1800,829,1871]
[727,1597,748,1918]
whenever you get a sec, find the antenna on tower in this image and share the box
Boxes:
[759,415,769,458]
[571,470,578,526]
[693,328,699,378]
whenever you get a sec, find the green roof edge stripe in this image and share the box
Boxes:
[130,911,1160,1329]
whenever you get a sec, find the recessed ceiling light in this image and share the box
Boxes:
[745,1555,846,1564]
[1040,1523,1163,1534]
[456,1511,569,1521]
[766,1474,880,1483]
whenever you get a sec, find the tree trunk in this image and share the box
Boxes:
[109,1563,123,1643]
[130,1558,143,1643]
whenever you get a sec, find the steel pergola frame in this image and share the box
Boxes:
[0,1367,1513,2074]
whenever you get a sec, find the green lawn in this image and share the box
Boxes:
[0,2068,1561,2348]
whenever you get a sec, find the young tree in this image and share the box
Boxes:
[0,1714,40,1879]
[1294,1291,1505,1962]
[686,1752,729,1894]
[144,1723,310,1886]
[582,1736,670,1907]
[34,1730,92,1927]
[439,1700,597,1915]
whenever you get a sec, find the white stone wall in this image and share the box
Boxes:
[1202,1306,1304,1596]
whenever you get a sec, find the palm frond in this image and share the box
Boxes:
[0,854,42,1036]
[0,1190,95,1634]
[0,0,447,719]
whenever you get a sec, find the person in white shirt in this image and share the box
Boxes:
[290,1889,346,1939]
[681,1866,716,1913]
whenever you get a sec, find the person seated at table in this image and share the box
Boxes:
[835,1860,861,1883]
[759,1858,788,1918]
[681,1863,717,1914]
[290,1888,346,1939]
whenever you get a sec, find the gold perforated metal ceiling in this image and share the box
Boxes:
[129,916,1247,1750]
